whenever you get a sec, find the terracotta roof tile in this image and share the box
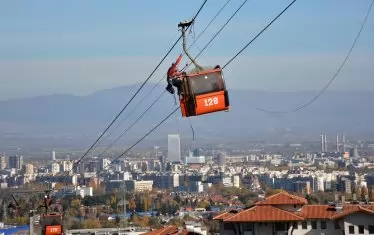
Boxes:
[296,205,337,219]
[141,226,178,235]
[213,210,241,220]
[330,205,374,220]
[224,205,304,222]
[256,192,308,205]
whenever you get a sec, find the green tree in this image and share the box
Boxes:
[245,199,254,207]
[70,199,81,209]
[197,201,209,209]
[266,189,284,196]
[148,217,161,228]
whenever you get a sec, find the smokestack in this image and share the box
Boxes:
[336,134,339,152]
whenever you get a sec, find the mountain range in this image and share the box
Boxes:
[0,83,373,152]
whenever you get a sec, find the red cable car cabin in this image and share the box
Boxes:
[178,66,230,117]
[168,19,230,117]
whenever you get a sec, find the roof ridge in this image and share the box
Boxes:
[256,191,307,205]
[269,205,305,220]
[286,192,308,202]
[359,205,374,214]
[223,205,258,220]
[302,205,332,207]
[224,205,305,222]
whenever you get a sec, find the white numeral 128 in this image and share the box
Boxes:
[204,97,219,106]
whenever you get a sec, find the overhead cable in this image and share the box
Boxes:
[91,106,180,179]
[222,0,298,69]
[63,0,208,178]
[86,0,232,152]
[257,0,374,114]
[95,90,167,160]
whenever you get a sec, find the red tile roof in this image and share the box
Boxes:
[216,203,374,223]
[256,191,308,205]
[224,205,304,222]
[141,226,179,235]
[330,205,374,219]
[213,209,241,220]
[213,191,374,223]
[296,205,337,219]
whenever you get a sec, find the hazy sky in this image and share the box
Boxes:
[0,0,373,100]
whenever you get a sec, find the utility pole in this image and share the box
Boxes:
[117,182,128,228]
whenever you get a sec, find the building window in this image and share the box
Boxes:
[293,222,298,229]
[335,220,341,229]
[311,221,317,229]
[223,223,233,230]
[349,226,355,234]
[321,221,327,229]
[358,225,364,234]
[275,223,287,231]
[369,225,374,234]
[302,221,307,229]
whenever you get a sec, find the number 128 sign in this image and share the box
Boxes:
[204,97,219,106]
[45,225,62,235]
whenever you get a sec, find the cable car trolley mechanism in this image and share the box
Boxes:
[166,19,230,117]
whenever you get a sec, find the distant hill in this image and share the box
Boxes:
[0,83,373,150]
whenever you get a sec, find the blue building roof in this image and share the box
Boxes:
[0,225,29,235]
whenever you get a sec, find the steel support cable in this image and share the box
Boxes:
[95,90,167,160]
[256,0,374,114]
[86,0,232,152]
[90,106,180,179]
[185,0,250,71]
[89,83,139,156]
[92,81,165,151]
[65,0,208,177]
[222,0,298,69]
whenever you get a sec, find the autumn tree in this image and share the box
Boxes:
[129,199,136,211]
[81,219,101,229]
[101,220,116,228]
[140,216,150,227]
[266,189,284,197]
[110,195,117,210]
[245,199,254,207]
[148,217,161,228]
[132,214,140,224]
[361,186,368,200]
[197,201,210,209]
[354,186,361,200]
[370,187,374,201]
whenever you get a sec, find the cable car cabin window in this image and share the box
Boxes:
[188,71,224,96]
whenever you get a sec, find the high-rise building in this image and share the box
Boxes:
[52,150,56,161]
[50,162,60,175]
[22,164,34,175]
[9,155,23,169]
[217,152,227,166]
[350,145,359,158]
[320,134,325,152]
[0,155,6,170]
[168,134,181,163]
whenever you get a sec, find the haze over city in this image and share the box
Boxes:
[1,0,374,235]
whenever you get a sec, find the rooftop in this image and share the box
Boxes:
[214,191,374,223]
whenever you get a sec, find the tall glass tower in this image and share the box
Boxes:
[168,134,181,163]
